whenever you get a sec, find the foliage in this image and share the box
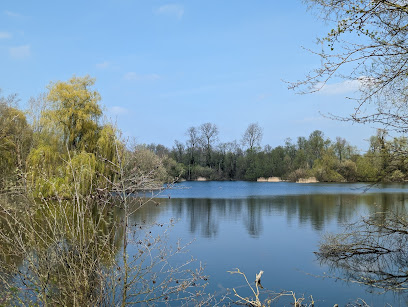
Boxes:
[169,126,408,182]
[96,124,123,187]
[337,159,358,182]
[287,168,311,182]
[389,169,405,182]
[24,76,175,198]
[66,151,97,196]
[123,147,168,190]
[189,165,216,180]
[312,149,345,182]
[0,76,176,199]
[355,154,380,182]
[43,75,102,151]
[0,97,32,190]
[162,156,185,179]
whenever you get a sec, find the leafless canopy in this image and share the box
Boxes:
[186,126,199,149]
[199,123,219,166]
[199,122,219,148]
[242,123,263,151]
[293,0,408,132]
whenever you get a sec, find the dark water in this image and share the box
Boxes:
[134,182,408,306]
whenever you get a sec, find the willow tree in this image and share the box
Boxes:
[27,76,108,197]
[44,75,102,152]
[0,97,32,190]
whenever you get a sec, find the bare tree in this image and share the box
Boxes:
[186,126,199,179]
[173,140,185,163]
[293,0,408,132]
[242,123,263,152]
[27,93,47,134]
[199,123,219,167]
[186,127,199,152]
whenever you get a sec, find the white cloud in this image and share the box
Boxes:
[5,10,22,18]
[96,61,110,69]
[314,79,362,95]
[314,76,377,96]
[155,4,184,19]
[0,31,12,39]
[109,106,129,115]
[9,45,30,59]
[123,72,160,81]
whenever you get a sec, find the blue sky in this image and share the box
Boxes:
[1,1,378,150]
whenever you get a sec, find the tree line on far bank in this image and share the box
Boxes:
[1,76,407,200]
[150,125,408,183]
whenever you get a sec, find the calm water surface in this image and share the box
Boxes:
[134,182,408,306]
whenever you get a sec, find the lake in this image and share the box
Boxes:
[134,181,408,306]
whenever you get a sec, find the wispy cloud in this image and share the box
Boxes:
[96,61,110,69]
[5,10,22,18]
[109,106,129,116]
[9,45,31,59]
[0,31,12,39]
[123,72,160,81]
[314,79,362,95]
[155,4,184,19]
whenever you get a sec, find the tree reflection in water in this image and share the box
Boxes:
[134,193,408,238]
[0,196,207,306]
[317,210,408,293]
[0,195,120,305]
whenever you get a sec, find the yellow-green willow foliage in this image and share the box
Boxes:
[43,75,102,152]
[96,124,123,186]
[26,76,121,198]
[2,75,171,198]
[66,151,97,196]
[0,103,32,189]
[27,144,68,197]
